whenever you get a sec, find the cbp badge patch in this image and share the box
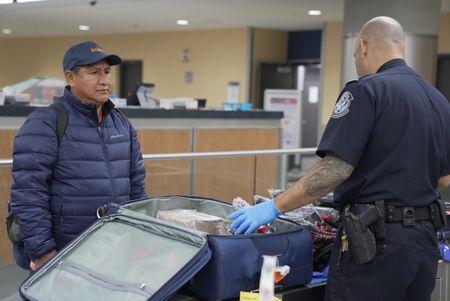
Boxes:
[331,91,353,118]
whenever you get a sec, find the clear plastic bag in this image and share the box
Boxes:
[267,188,284,198]
[232,196,252,210]
[283,204,324,224]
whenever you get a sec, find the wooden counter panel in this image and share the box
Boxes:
[254,155,279,199]
[194,129,279,203]
[144,160,191,196]
[137,129,192,154]
[0,130,16,158]
[194,157,256,203]
[138,129,192,196]
[0,130,17,264]
[0,167,14,264]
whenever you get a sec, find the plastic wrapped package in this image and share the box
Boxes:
[320,192,334,202]
[254,194,271,205]
[156,209,231,235]
[232,196,251,210]
[314,206,340,225]
[267,188,284,198]
[254,192,324,226]
[283,204,324,224]
[265,189,324,224]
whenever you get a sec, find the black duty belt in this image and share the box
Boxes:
[385,204,435,227]
[350,203,437,227]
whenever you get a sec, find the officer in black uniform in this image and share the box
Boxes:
[228,16,450,301]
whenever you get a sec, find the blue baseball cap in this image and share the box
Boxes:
[63,41,121,71]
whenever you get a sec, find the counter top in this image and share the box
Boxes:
[0,105,283,119]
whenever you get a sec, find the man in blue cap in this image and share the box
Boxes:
[10,41,147,271]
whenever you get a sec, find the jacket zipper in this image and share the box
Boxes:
[97,126,117,201]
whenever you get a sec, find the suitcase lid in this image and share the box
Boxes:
[20,209,211,301]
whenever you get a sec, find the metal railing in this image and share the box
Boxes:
[0,148,318,192]
[1,148,317,165]
[143,148,316,159]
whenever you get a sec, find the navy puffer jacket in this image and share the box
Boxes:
[10,88,147,260]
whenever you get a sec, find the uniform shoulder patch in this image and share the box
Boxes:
[331,91,353,119]
[344,79,358,86]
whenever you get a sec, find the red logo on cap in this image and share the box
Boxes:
[90,46,104,53]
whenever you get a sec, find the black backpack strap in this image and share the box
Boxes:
[113,107,131,132]
[49,102,68,145]
[7,102,68,250]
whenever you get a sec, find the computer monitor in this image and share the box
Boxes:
[126,83,158,108]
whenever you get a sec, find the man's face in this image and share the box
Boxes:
[65,60,112,106]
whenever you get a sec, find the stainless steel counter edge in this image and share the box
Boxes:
[0,106,283,119]
[0,106,283,129]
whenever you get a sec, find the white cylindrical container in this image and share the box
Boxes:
[259,255,277,301]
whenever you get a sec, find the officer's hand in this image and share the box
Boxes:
[228,199,281,235]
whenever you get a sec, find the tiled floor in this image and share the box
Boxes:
[0,264,27,300]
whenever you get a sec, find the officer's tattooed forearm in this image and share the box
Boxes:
[303,153,354,199]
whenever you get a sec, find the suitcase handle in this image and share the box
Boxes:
[96,202,120,218]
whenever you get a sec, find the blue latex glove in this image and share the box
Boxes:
[228,199,281,235]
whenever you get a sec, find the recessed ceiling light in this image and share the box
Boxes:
[78,25,90,31]
[176,19,189,26]
[2,28,12,34]
[0,0,46,3]
[308,10,322,16]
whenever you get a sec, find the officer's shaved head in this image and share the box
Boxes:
[354,16,405,77]
[360,16,405,53]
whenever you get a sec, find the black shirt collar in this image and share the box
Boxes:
[377,58,406,73]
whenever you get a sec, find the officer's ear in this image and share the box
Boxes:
[358,38,368,57]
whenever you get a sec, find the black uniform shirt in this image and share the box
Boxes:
[317,59,450,206]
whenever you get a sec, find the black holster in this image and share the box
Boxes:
[431,199,447,230]
[342,201,385,264]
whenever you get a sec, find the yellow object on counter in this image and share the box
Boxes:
[239,292,282,301]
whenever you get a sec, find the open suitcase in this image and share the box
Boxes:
[20,195,313,301]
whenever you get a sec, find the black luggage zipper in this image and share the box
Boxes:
[56,260,153,297]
